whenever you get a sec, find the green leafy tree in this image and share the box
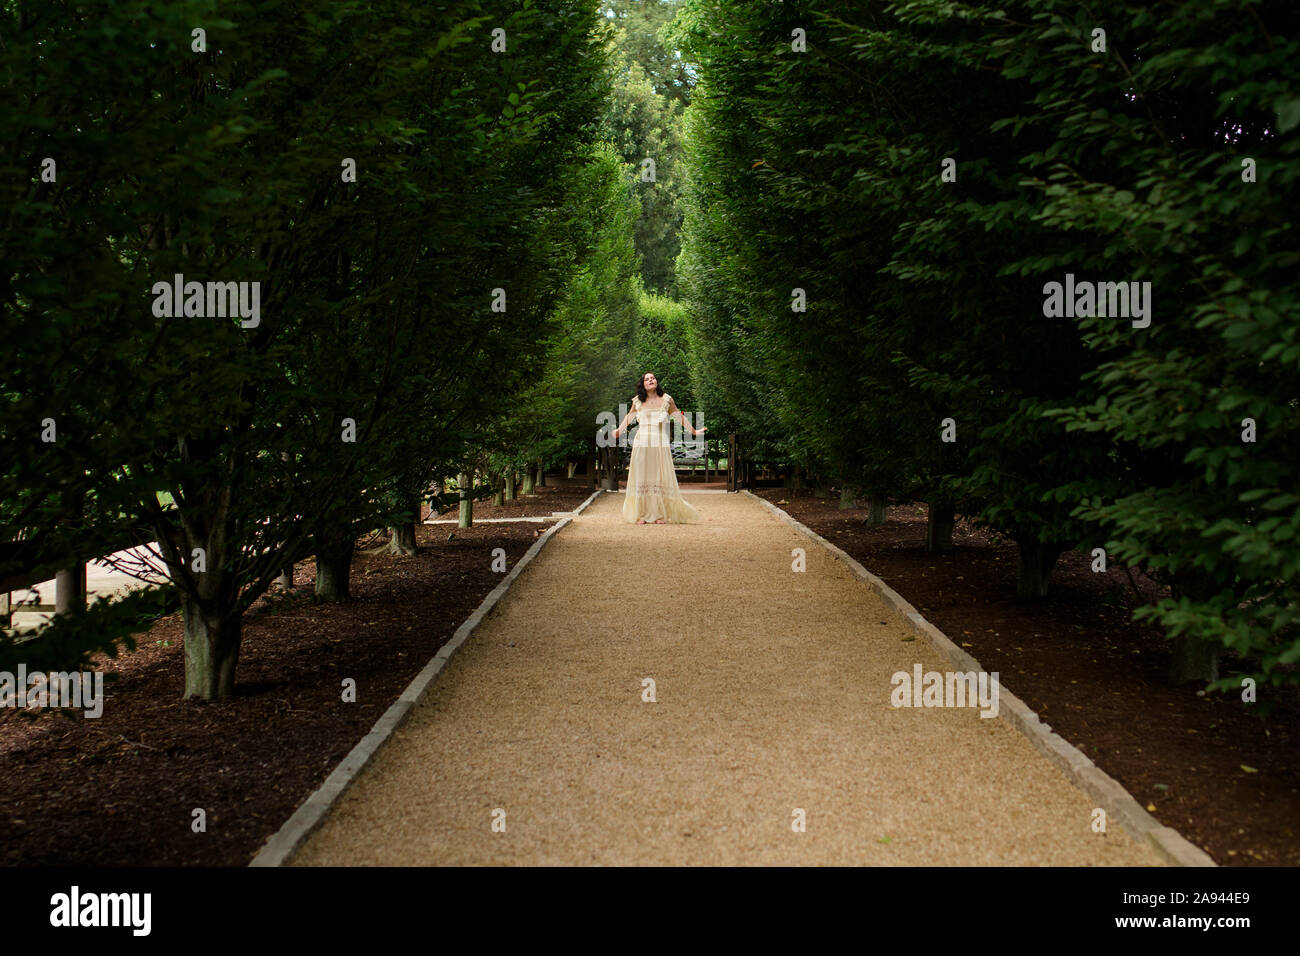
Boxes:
[993,0,1300,685]
[1,0,611,697]
[600,2,689,294]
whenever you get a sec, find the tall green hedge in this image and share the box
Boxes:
[674,0,1299,690]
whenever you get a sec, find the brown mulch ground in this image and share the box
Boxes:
[0,512,564,866]
[756,487,1300,866]
[432,479,596,519]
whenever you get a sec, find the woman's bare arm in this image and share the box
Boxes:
[611,403,637,438]
[667,396,707,437]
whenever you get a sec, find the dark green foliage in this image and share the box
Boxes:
[1,0,612,696]
[674,0,1299,689]
[633,293,696,413]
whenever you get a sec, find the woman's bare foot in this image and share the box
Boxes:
[654,518,665,524]
[636,518,646,525]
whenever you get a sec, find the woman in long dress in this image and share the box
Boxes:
[612,372,706,524]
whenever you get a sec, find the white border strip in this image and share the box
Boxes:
[249,488,605,867]
[743,490,1215,868]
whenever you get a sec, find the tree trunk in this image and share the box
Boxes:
[839,486,857,510]
[926,500,955,553]
[387,498,420,556]
[1168,635,1220,685]
[567,461,577,478]
[458,472,473,528]
[521,469,535,495]
[315,538,355,602]
[602,446,619,491]
[491,486,504,506]
[865,493,888,526]
[536,460,546,487]
[55,562,87,616]
[814,480,829,499]
[727,434,736,491]
[1167,570,1221,684]
[505,471,517,501]
[388,522,417,555]
[1015,537,1064,601]
[56,491,87,616]
[181,598,241,700]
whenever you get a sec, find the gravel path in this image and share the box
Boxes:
[291,491,1163,865]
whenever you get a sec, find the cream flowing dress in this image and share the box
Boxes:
[622,394,701,524]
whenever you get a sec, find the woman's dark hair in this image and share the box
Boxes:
[636,372,664,402]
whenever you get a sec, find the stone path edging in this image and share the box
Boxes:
[742,490,1216,868]
[248,488,605,867]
